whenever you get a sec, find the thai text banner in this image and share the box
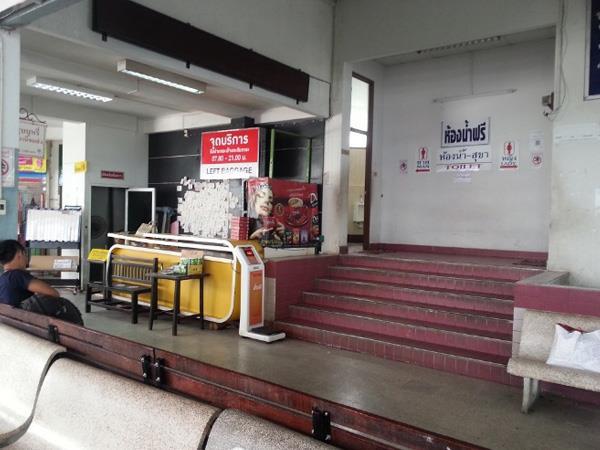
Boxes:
[441,117,490,148]
[437,145,492,172]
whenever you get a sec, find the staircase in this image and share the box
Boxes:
[275,253,545,385]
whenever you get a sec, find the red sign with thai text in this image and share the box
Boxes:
[200,128,260,180]
[101,170,124,180]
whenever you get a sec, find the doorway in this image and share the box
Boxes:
[90,186,126,250]
[348,73,374,249]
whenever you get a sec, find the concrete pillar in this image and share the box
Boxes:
[547,0,600,286]
[0,29,20,240]
[322,60,352,254]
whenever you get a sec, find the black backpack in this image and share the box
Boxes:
[20,294,84,326]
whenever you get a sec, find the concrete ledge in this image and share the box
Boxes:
[515,271,600,318]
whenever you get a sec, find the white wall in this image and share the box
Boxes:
[29,0,332,118]
[335,0,558,63]
[323,0,560,254]
[21,94,148,281]
[61,121,86,208]
[81,124,147,281]
[547,0,600,286]
[377,39,554,251]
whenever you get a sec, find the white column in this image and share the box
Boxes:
[547,0,600,286]
[0,29,20,240]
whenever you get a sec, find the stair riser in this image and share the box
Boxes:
[330,267,514,298]
[303,294,513,336]
[315,280,514,317]
[339,256,541,282]
[288,307,511,357]
[277,322,520,386]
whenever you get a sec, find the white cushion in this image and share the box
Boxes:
[546,324,600,373]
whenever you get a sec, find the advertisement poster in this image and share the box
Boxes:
[1,148,15,187]
[201,128,260,180]
[18,155,46,173]
[19,119,46,158]
[441,117,490,147]
[499,141,519,170]
[436,145,492,172]
[247,177,320,248]
[415,147,431,173]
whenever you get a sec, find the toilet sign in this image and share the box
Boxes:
[500,141,519,170]
[416,147,431,173]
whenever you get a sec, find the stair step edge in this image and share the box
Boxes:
[315,279,515,302]
[277,319,510,366]
[302,291,514,322]
[289,304,513,341]
[330,265,516,285]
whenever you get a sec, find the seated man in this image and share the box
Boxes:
[0,239,59,305]
[0,239,83,325]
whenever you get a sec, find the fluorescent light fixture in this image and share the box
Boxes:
[117,59,206,94]
[26,76,113,103]
[433,88,517,104]
[418,36,502,55]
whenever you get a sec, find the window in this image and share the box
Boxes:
[349,76,369,148]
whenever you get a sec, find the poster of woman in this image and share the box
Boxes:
[246,178,320,248]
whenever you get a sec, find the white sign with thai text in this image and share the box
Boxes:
[441,117,490,148]
[19,119,46,158]
[437,145,492,172]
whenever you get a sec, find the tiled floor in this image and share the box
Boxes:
[65,291,600,450]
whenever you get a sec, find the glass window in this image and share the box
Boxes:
[350,77,369,133]
[349,131,367,148]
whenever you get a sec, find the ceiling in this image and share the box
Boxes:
[375,27,556,66]
[19,28,285,120]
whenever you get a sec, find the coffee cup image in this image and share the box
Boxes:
[288,197,303,208]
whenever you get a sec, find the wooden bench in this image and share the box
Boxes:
[85,255,158,324]
[0,323,65,446]
[507,310,600,412]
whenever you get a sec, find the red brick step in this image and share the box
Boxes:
[275,319,520,386]
[339,254,543,282]
[288,305,512,356]
[329,266,514,298]
[302,291,513,336]
[315,278,514,318]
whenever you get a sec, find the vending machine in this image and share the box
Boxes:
[233,245,285,343]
